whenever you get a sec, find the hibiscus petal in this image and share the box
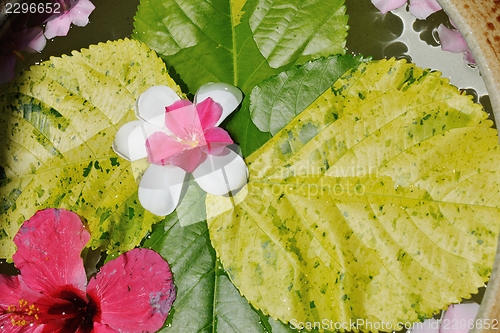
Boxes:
[437,24,469,53]
[86,248,175,332]
[370,0,407,14]
[12,209,89,295]
[146,131,185,165]
[138,164,187,216]
[409,0,441,20]
[193,147,248,196]
[136,86,181,128]
[439,303,480,333]
[69,0,95,26]
[410,318,440,333]
[169,147,206,173]
[165,101,203,140]
[194,82,243,126]
[44,13,73,39]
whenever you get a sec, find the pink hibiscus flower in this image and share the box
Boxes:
[410,302,480,333]
[113,83,248,216]
[0,208,175,332]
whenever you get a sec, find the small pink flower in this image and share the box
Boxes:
[113,83,248,216]
[44,0,95,39]
[0,208,175,332]
[146,98,234,172]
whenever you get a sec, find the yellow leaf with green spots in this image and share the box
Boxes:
[206,58,500,330]
[0,38,183,260]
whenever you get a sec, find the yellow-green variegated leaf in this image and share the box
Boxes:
[206,59,500,330]
[0,39,183,259]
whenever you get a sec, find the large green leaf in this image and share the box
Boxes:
[143,214,299,332]
[206,59,500,329]
[132,0,349,156]
[0,39,183,259]
[250,54,365,135]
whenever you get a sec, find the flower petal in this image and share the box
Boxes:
[194,82,243,126]
[409,0,441,20]
[138,164,187,216]
[69,0,95,26]
[146,131,185,165]
[193,147,248,196]
[165,100,203,140]
[202,127,233,154]
[23,28,47,53]
[463,50,476,66]
[86,248,175,332]
[370,0,407,14]
[12,209,89,295]
[136,86,181,128]
[44,13,72,39]
[439,303,480,333]
[195,97,223,129]
[169,147,206,173]
[437,24,469,53]
[113,120,149,161]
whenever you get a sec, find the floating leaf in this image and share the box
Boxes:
[143,215,296,332]
[0,39,183,259]
[133,0,349,155]
[250,54,365,135]
[206,59,500,329]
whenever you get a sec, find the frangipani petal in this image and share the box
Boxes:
[12,209,90,295]
[439,303,480,333]
[138,164,187,216]
[113,120,149,161]
[370,0,407,14]
[86,248,175,333]
[194,82,243,126]
[437,24,469,53]
[193,148,248,196]
[136,86,181,128]
[409,0,441,20]
[69,0,96,27]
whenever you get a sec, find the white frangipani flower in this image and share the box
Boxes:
[113,82,247,216]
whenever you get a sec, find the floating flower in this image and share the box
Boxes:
[113,82,248,216]
[0,208,175,332]
[437,22,476,65]
[44,0,96,39]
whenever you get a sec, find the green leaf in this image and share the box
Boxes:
[132,0,349,156]
[0,39,184,259]
[250,54,365,135]
[143,216,295,332]
[206,59,500,329]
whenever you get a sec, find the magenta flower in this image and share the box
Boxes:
[44,0,95,39]
[0,208,175,332]
[113,83,248,216]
